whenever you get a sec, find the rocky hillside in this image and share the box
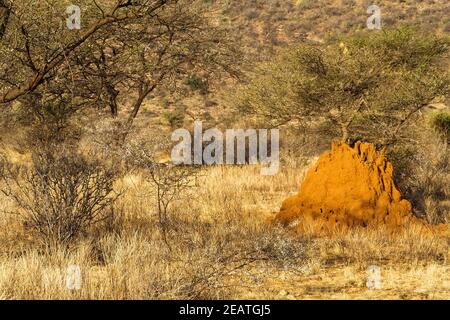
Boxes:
[222,0,449,51]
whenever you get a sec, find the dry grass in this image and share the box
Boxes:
[0,0,448,301]
[0,159,448,299]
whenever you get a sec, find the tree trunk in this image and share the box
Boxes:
[115,82,155,144]
[106,85,119,118]
[341,123,349,143]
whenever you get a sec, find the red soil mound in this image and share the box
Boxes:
[276,142,444,234]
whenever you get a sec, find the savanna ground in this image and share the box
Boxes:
[0,158,448,299]
[0,0,449,300]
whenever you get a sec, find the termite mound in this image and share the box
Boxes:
[275,141,447,235]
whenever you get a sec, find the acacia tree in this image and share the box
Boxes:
[0,0,239,139]
[238,28,449,146]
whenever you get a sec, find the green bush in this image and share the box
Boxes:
[186,75,209,95]
[431,112,450,139]
[162,109,185,128]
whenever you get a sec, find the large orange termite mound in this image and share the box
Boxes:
[276,141,444,234]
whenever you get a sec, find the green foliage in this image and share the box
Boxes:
[237,28,449,145]
[162,109,185,128]
[347,27,449,70]
[186,75,209,95]
[431,112,450,138]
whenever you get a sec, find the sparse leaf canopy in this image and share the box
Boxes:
[238,28,449,144]
[0,0,240,134]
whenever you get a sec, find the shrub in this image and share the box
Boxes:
[0,147,120,247]
[390,125,450,224]
[431,112,450,141]
[123,143,200,250]
[186,74,209,95]
[162,109,185,128]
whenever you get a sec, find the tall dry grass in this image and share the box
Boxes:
[0,160,448,299]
